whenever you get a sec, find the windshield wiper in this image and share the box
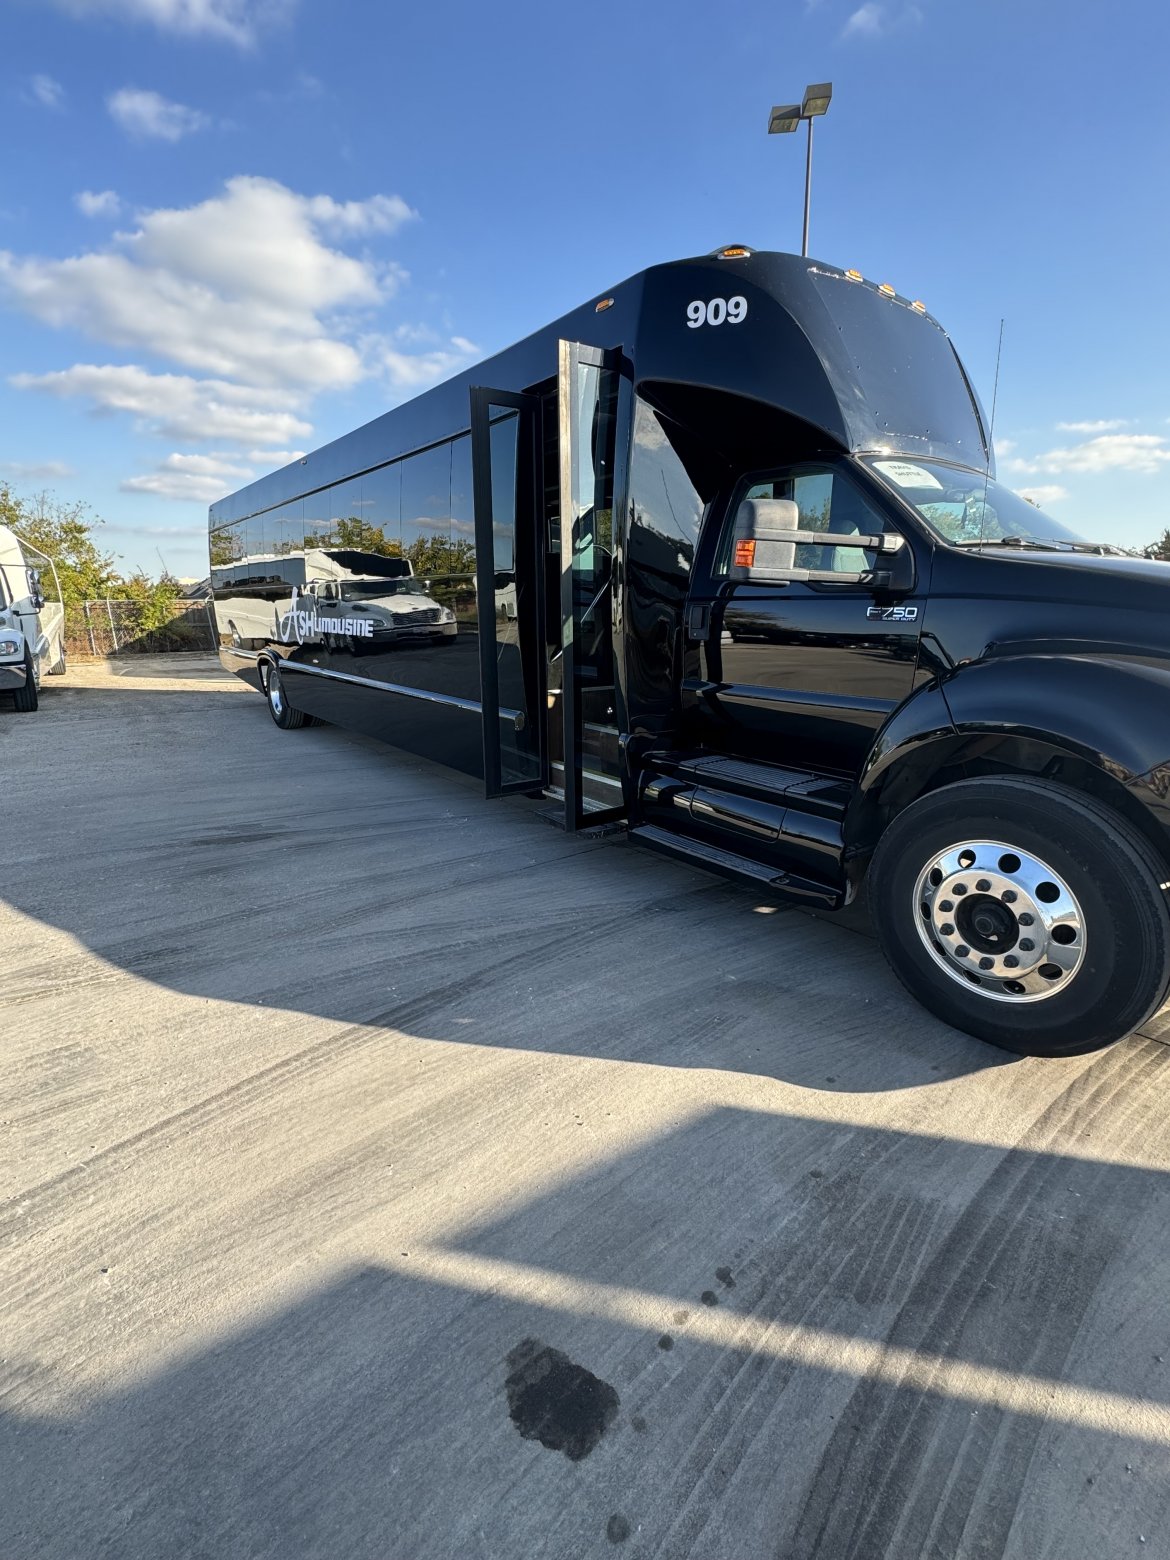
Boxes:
[955,536,1130,556]
[954,535,1063,551]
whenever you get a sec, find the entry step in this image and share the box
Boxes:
[629,824,838,908]
[644,752,850,819]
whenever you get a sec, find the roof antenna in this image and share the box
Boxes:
[979,318,1005,547]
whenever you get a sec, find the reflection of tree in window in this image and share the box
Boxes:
[210,528,243,566]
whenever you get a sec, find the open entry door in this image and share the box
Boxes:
[558,340,627,832]
[470,386,547,797]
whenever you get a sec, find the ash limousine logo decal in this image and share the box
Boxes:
[276,586,374,644]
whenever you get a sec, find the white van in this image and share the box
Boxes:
[0,525,66,713]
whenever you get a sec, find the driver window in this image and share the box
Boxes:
[716,467,890,577]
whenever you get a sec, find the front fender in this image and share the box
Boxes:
[847,654,1170,869]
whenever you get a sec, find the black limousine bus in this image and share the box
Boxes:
[211,246,1170,1058]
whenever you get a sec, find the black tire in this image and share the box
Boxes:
[869,776,1170,1056]
[11,651,39,712]
[264,661,309,730]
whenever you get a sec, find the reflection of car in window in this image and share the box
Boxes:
[307,572,457,646]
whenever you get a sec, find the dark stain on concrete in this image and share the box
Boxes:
[504,1338,619,1461]
[700,1290,719,1307]
[656,1333,674,1351]
[606,1514,631,1544]
[715,1266,736,1288]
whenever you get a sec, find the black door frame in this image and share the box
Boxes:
[470,385,547,798]
[558,339,627,833]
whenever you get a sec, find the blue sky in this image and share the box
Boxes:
[1,0,1168,577]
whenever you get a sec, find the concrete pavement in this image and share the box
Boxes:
[3,657,1169,1558]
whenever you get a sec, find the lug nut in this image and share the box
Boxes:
[1019,938,1034,952]
[940,923,954,936]
[955,945,970,959]
[976,879,991,892]
[1002,890,1017,904]
[1018,913,1034,926]
[954,884,968,896]
[979,956,994,970]
[1004,955,1019,968]
[938,900,954,913]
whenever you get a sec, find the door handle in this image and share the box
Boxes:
[686,603,710,641]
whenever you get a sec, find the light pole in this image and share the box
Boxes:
[768,82,833,258]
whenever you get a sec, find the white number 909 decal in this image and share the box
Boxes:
[686,296,748,328]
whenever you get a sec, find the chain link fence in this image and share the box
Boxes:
[66,598,218,657]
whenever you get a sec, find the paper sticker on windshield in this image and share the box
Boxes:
[873,460,944,490]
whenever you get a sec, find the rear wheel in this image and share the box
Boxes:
[870,776,1170,1055]
[264,661,309,730]
[12,651,39,712]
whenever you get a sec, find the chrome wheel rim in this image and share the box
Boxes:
[268,666,284,717]
[913,839,1086,1004]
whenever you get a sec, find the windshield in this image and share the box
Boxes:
[335,581,418,601]
[863,457,1090,547]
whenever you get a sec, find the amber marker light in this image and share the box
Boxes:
[845,269,863,282]
[879,282,896,297]
[718,246,752,259]
[911,299,927,313]
[595,297,615,312]
[734,539,757,569]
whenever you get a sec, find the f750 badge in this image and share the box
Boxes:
[867,605,918,621]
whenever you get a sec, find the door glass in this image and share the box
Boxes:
[560,342,623,828]
[472,393,543,792]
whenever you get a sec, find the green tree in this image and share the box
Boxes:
[110,570,184,635]
[324,518,403,556]
[0,485,117,611]
[406,535,476,576]
[1142,529,1170,562]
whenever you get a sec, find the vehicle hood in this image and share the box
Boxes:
[927,546,1170,668]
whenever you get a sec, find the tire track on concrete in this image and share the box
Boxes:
[782,1039,1170,1559]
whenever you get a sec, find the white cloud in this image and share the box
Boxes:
[46,0,287,47]
[0,177,417,389]
[1055,418,1128,433]
[372,329,479,391]
[75,189,122,219]
[1015,485,1069,507]
[121,450,256,502]
[0,460,75,480]
[107,87,209,141]
[1010,434,1170,477]
[12,363,313,447]
[995,437,1016,456]
[841,1,921,36]
[843,3,884,35]
[246,449,305,465]
[28,74,66,110]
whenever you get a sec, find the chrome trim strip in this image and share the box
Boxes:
[278,656,522,727]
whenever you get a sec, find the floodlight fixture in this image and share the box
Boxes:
[801,82,833,117]
[768,103,802,135]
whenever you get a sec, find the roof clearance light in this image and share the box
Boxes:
[845,269,863,282]
[718,246,752,259]
[734,539,757,569]
[595,296,615,312]
[911,299,926,313]
[879,282,896,297]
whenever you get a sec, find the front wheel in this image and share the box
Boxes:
[11,651,39,712]
[263,661,309,730]
[869,777,1170,1056]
